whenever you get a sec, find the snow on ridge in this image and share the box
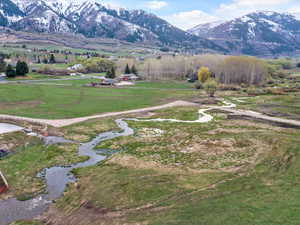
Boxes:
[240,16,252,23]
[188,20,224,35]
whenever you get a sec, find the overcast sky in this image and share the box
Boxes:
[100,0,300,30]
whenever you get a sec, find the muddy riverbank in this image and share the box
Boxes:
[0,119,133,225]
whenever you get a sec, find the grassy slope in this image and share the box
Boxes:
[0,82,197,119]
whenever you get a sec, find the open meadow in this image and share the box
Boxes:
[0,43,300,225]
[1,96,299,225]
[0,81,197,119]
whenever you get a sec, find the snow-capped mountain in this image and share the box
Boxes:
[188,11,300,55]
[0,0,23,26]
[188,21,224,37]
[0,0,225,52]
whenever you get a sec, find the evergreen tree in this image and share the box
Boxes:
[49,54,56,64]
[110,67,116,78]
[43,57,48,64]
[16,61,29,76]
[16,61,22,75]
[23,62,29,74]
[106,67,116,79]
[131,65,138,75]
[106,69,112,78]
[5,64,16,78]
[37,56,41,64]
[125,64,131,74]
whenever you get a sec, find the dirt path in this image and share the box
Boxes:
[0,100,300,128]
[0,101,198,128]
[218,108,300,128]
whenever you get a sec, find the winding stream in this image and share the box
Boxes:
[0,123,24,135]
[0,100,240,224]
[0,119,134,225]
[129,100,236,123]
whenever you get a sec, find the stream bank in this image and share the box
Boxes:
[0,119,133,225]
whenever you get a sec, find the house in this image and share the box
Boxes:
[119,74,140,81]
[0,170,8,194]
[100,78,117,86]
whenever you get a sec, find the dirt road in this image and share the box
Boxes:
[0,101,198,127]
[0,100,300,128]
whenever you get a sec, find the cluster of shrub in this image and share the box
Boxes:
[6,61,29,78]
[0,54,29,78]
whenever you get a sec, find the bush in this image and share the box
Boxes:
[38,66,70,76]
[246,87,265,96]
[218,84,241,91]
[5,64,16,78]
[269,70,289,79]
[195,82,203,90]
[16,61,29,76]
[204,79,218,97]
[264,87,285,95]
[268,59,293,70]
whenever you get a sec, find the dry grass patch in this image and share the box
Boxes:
[0,100,43,110]
[62,118,119,142]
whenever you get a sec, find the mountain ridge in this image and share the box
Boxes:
[0,0,226,53]
[188,11,300,55]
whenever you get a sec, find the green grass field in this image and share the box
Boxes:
[233,93,300,120]
[42,106,300,225]
[1,83,300,225]
[0,81,197,119]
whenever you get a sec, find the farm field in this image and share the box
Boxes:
[0,80,198,119]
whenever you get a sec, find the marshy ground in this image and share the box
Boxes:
[0,76,299,225]
[1,94,299,225]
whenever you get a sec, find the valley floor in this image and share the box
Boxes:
[0,80,300,225]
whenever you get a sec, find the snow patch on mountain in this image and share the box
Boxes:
[188,20,224,36]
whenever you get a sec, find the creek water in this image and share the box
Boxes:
[0,123,24,135]
[0,119,134,225]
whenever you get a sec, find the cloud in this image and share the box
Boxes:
[143,1,168,10]
[289,6,300,19]
[215,0,294,19]
[164,10,218,30]
[164,0,300,29]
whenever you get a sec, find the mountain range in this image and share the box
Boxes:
[0,0,300,56]
[0,0,224,53]
[188,11,300,56]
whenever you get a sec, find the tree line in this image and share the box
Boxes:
[136,54,271,85]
